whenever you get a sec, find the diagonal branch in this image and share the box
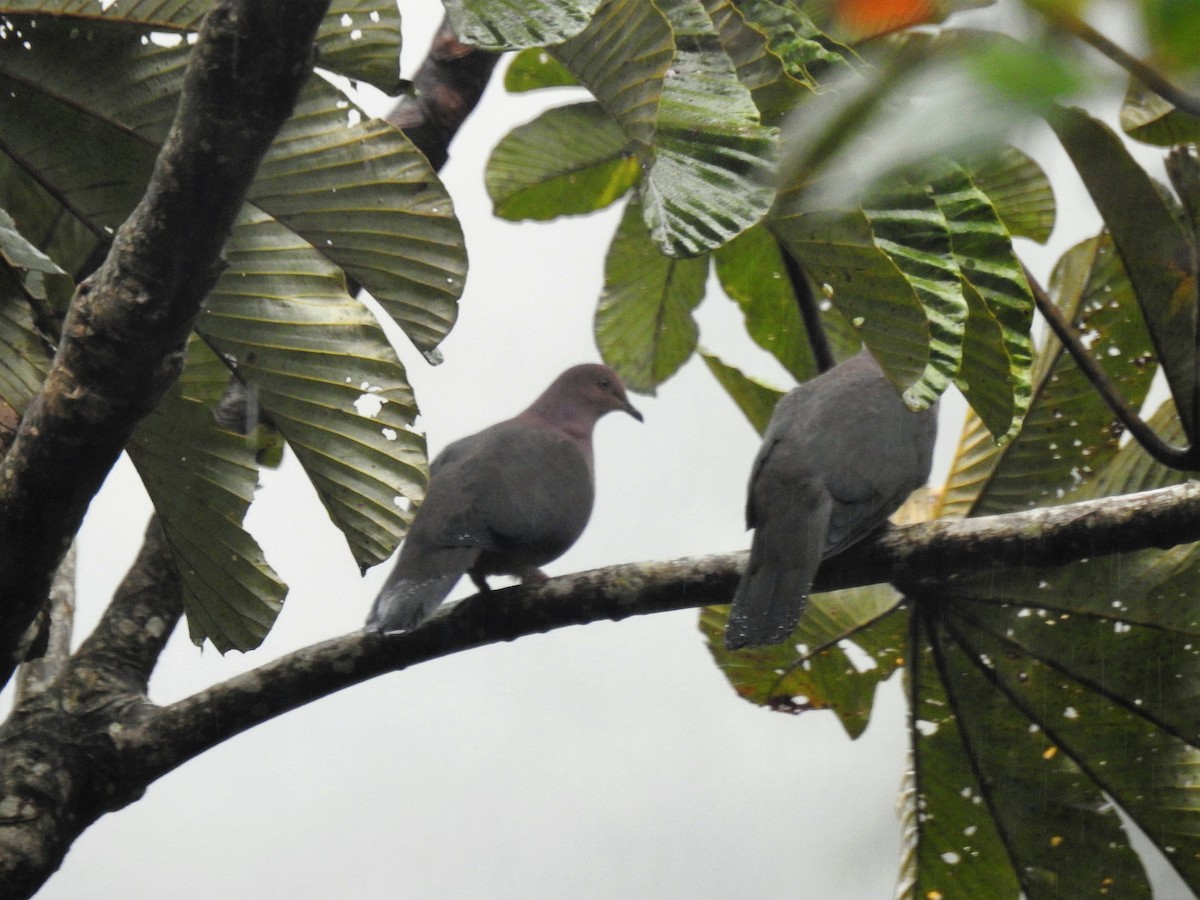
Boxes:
[1024,264,1199,469]
[0,0,332,687]
[386,16,502,170]
[1027,1,1200,118]
[116,480,1200,785]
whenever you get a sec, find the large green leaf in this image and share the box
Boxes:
[0,0,402,92]
[699,352,783,434]
[0,20,465,355]
[640,0,776,257]
[913,611,1152,898]
[963,145,1056,244]
[937,233,1158,519]
[929,161,1034,441]
[732,0,853,91]
[594,197,707,392]
[127,345,286,652]
[200,208,427,568]
[702,0,812,125]
[551,0,673,148]
[712,225,818,382]
[701,590,905,738]
[906,396,1200,893]
[485,102,639,220]
[249,93,465,357]
[444,0,601,50]
[904,619,1022,898]
[552,0,776,257]
[771,179,966,410]
[1048,105,1198,436]
[0,18,462,568]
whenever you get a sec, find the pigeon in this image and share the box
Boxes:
[366,364,642,634]
[725,349,938,650]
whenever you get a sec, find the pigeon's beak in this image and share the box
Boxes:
[622,398,644,422]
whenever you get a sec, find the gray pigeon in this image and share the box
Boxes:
[366,364,643,634]
[725,349,938,650]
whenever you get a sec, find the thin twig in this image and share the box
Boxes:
[1023,263,1197,469]
[780,245,836,372]
[1030,1,1200,118]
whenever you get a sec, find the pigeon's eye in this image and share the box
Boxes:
[599,379,612,391]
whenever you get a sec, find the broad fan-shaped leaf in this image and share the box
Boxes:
[1048,105,1198,437]
[0,22,465,354]
[963,145,1056,244]
[486,102,639,220]
[551,0,672,148]
[904,396,1200,894]
[699,352,783,434]
[929,161,1034,441]
[444,0,600,50]
[701,590,905,738]
[702,0,812,125]
[771,177,966,410]
[594,198,707,393]
[640,0,776,257]
[903,622,1023,898]
[0,19,462,567]
[551,0,776,256]
[0,0,402,92]
[128,350,286,653]
[909,612,1152,898]
[199,209,427,569]
[249,96,465,356]
[936,233,1158,519]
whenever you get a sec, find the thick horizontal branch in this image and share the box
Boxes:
[117,480,1200,784]
[0,0,331,686]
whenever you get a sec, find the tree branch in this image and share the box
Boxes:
[385,16,502,170]
[1028,1,1200,118]
[116,480,1200,785]
[781,244,836,372]
[1024,264,1198,469]
[0,0,331,687]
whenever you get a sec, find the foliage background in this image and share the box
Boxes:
[1,0,1189,896]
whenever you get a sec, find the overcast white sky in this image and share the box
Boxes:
[9,1,1190,897]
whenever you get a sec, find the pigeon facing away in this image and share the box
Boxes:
[366,364,643,634]
[725,349,938,650]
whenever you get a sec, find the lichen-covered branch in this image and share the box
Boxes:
[116,480,1200,785]
[0,1,332,893]
[0,0,331,687]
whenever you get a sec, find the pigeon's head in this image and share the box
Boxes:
[535,363,643,426]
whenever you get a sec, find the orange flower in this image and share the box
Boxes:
[835,0,937,39]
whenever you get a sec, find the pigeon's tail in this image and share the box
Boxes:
[724,503,829,651]
[365,546,479,634]
[365,574,460,634]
